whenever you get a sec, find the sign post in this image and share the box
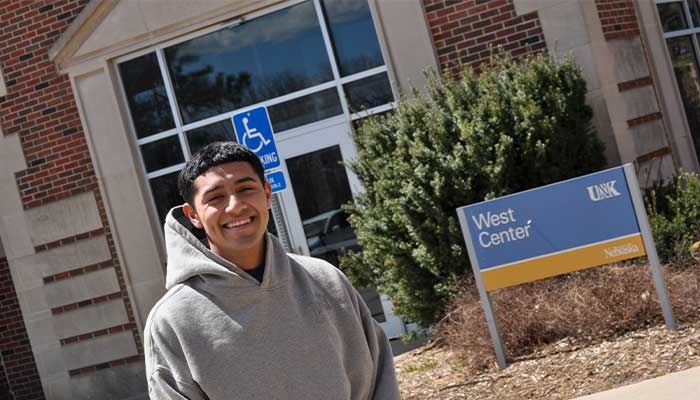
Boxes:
[457,164,676,369]
[623,164,676,330]
[232,106,287,193]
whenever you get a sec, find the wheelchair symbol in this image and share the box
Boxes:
[241,117,270,153]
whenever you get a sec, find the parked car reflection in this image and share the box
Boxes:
[302,208,359,266]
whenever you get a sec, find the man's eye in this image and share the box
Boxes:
[208,195,224,201]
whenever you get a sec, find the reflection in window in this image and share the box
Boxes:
[141,135,184,172]
[186,120,236,155]
[666,36,700,156]
[286,146,356,266]
[657,2,689,32]
[119,53,175,138]
[323,0,384,76]
[344,72,393,112]
[691,0,700,27]
[164,1,333,124]
[149,172,182,226]
[268,88,343,132]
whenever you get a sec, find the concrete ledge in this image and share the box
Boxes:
[46,268,120,309]
[25,192,103,247]
[608,37,650,83]
[53,299,128,339]
[40,235,111,277]
[62,330,137,371]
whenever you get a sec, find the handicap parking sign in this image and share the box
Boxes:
[265,170,287,193]
[232,107,281,170]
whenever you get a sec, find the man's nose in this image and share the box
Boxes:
[225,194,245,214]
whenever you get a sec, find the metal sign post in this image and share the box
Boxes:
[457,212,507,369]
[623,164,677,330]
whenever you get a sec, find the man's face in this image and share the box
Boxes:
[183,161,271,268]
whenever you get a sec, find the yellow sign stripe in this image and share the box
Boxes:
[482,234,646,291]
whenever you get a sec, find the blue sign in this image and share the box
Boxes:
[458,166,646,291]
[232,107,280,170]
[265,170,287,193]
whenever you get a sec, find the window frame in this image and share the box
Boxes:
[113,0,396,230]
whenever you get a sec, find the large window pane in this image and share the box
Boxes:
[268,88,343,133]
[119,53,175,138]
[658,2,689,32]
[323,0,384,76]
[667,36,700,156]
[286,146,356,266]
[149,172,182,226]
[344,72,393,112]
[690,0,700,27]
[141,135,184,172]
[164,1,333,124]
[186,120,236,155]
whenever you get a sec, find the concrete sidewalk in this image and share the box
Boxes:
[575,366,700,399]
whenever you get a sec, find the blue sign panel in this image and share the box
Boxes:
[232,107,280,170]
[459,166,641,272]
[265,170,287,193]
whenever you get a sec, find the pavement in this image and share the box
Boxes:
[575,366,700,399]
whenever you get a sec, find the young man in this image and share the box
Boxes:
[144,142,400,399]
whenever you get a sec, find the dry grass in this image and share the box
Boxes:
[438,261,700,373]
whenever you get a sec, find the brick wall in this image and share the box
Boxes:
[0,0,91,209]
[0,257,45,400]
[423,0,546,75]
[0,0,143,383]
[595,0,640,40]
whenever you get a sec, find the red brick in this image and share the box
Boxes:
[0,258,45,399]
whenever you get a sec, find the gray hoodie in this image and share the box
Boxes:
[144,207,400,399]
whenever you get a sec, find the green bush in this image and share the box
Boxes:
[647,171,700,264]
[342,53,606,326]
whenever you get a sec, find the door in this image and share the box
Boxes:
[276,116,360,259]
[274,116,405,339]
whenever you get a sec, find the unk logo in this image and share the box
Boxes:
[586,180,621,202]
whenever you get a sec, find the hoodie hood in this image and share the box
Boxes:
[163,206,290,290]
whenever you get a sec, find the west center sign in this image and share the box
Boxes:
[457,164,676,368]
[460,166,644,291]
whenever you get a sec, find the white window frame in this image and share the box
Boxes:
[112,0,396,231]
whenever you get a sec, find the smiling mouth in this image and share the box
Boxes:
[223,218,252,229]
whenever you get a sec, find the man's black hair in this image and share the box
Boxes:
[178,142,265,205]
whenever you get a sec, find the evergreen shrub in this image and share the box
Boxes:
[342,53,606,326]
[647,171,700,264]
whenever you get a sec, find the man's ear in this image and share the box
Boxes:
[264,181,272,209]
[183,202,203,229]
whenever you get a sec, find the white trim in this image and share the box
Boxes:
[179,80,339,132]
[146,163,186,179]
[155,48,190,162]
[136,129,179,145]
[480,232,643,272]
[313,0,352,123]
[350,102,396,120]
[662,28,699,38]
[339,65,388,84]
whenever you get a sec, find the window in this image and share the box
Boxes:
[164,1,333,124]
[657,0,700,157]
[118,0,394,227]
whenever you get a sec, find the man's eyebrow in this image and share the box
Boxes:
[202,184,223,197]
[233,176,258,185]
